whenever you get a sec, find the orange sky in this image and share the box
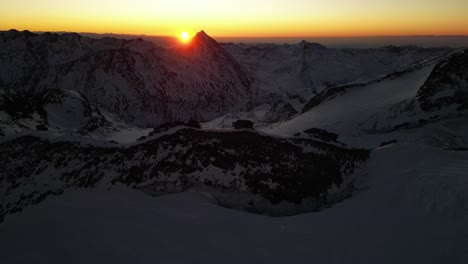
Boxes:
[1,0,468,37]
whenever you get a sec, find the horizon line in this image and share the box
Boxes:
[2,29,468,39]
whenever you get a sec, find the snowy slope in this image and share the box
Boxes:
[0,144,467,264]
[265,65,435,137]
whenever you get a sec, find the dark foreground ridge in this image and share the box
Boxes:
[0,128,369,220]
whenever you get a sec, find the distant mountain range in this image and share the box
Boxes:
[31,31,468,48]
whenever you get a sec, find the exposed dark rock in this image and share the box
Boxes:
[233,120,254,129]
[139,120,202,141]
[0,129,369,219]
[379,140,398,147]
[261,101,298,123]
[36,124,48,131]
[417,50,468,112]
[186,119,201,129]
[303,128,339,143]
[444,147,468,151]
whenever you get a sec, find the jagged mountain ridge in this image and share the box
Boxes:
[0,30,253,127]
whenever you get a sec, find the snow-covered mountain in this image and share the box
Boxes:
[0,30,253,127]
[223,42,452,104]
[0,30,456,132]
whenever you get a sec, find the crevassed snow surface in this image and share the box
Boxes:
[1,144,467,264]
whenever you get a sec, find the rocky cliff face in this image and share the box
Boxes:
[418,49,468,112]
[261,100,298,123]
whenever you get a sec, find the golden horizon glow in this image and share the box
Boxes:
[1,0,468,37]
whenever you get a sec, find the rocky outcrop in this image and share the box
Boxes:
[261,101,298,123]
[417,50,468,112]
[0,128,369,219]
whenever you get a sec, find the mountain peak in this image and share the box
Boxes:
[188,30,227,59]
[297,40,326,49]
[193,30,214,43]
[293,40,326,56]
[3,29,21,38]
[22,30,36,37]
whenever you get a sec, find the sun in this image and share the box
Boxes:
[180,31,190,43]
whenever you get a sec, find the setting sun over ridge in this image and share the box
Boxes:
[180,31,190,42]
